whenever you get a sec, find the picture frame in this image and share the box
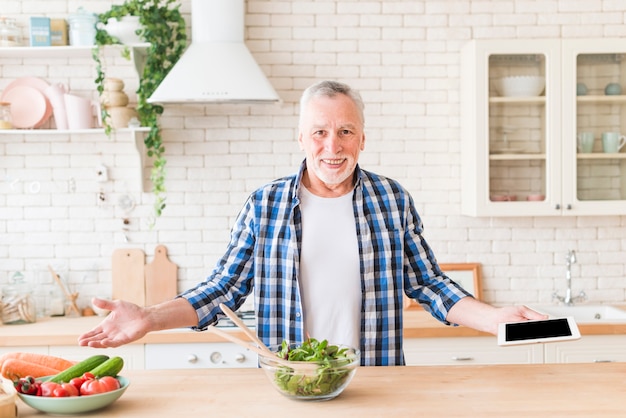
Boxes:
[404,262,483,310]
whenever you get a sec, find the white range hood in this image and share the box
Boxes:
[148,0,280,104]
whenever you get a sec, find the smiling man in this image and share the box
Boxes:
[79,80,545,366]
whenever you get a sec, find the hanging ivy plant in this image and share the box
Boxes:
[92,0,187,223]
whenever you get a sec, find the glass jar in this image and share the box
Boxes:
[68,8,97,46]
[0,102,12,129]
[0,17,22,47]
[1,272,37,325]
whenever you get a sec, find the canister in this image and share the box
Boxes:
[0,102,12,129]
[1,272,37,325]
[0,17,22,47]
[68,7,97,46]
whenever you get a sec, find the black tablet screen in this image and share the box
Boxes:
[506,318,572,341]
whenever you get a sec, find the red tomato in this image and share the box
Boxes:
[40,381,61,397]
[61,382,79,397]
[69,376,86,392]
[80,376,121,396]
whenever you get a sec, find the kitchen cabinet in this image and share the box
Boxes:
[461,38,626,217]
[544,335,626,364]
[404,337,544,365]
[0,45,150,191]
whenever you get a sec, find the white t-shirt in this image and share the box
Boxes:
[298,185,361,349]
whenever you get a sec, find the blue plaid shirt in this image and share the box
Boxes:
[180,161,470,366]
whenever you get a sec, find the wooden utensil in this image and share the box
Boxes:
[218,303,274,358]
[214,303,317,370]
[206,326,272,359]
[144,245,178,306]
[47,265,80,316]
[111,248,145,306]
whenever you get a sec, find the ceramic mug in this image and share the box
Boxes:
[44,83,68,130]
[577,132,594,153]
[601,132,626,153]
[64,93,99,129]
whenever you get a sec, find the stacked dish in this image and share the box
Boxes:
[495,75,545,97]
[0,77,53,128]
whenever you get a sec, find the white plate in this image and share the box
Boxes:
[491,147,525,154]
[1,85,48,128]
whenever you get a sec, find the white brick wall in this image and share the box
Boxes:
[1,0,625,313]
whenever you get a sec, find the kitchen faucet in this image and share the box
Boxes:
[552,250,586,306]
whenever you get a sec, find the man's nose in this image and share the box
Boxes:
[324,133,342,153]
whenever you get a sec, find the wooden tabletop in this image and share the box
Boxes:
[14,363,626,417]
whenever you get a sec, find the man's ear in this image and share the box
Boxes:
[298,132,305,151]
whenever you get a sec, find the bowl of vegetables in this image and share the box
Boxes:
[259,339,360,401]
[13,354,128,414]
[16,376,129,414]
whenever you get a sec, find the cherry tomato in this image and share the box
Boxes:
[61,382,79,397]
[80,376,120,396]
[41,381,72,397]
[69,376,86,392]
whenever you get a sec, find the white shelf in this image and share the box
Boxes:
[0,127,149,135]
[0,44,149,59]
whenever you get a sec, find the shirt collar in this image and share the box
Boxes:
[293,159,363,202]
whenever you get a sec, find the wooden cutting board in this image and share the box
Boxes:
[111,248,146,306]
[144,244,178,306]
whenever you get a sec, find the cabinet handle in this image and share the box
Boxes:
[451,356,474,361]
[566,204,572,210]
[187,354,198,363]
[593,359,615,363]
[555,204,561,210]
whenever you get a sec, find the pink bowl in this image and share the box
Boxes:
[490,194,517,202]
[526,194,545,201]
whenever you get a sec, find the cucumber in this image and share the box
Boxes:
[88,356,124,378]
[47,354,109,383]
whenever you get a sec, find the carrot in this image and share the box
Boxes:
[0,352,75,372]
[1,358,61,381]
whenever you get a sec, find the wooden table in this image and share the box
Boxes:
[15,363,626,417]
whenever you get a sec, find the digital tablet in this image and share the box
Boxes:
[497,317,581,346]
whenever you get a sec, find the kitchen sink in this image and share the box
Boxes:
[530,305,626,323]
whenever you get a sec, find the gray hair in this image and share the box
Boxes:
[298,80,365,128]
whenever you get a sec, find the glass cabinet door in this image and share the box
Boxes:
[562,39,626,214]
[488,53,548,204]
[461,39,561,217]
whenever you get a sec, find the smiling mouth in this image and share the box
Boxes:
[322,158,345,166]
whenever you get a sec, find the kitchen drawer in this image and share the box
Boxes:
[48,345,145,370]
[404,337,544,365]
[544,335,626,364]
[145,343,258,369]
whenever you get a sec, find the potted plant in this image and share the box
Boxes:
[92,0,187,222]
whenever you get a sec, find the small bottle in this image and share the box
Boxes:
[2,272,37,325]
[0,102,12,129]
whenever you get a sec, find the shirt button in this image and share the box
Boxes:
[295,312,301,318]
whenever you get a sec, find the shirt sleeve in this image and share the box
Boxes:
[178,196,257,330]
[402,197,472,325]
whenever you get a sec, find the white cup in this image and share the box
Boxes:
[64,94,99,129]
[577,132,594,153]
[601,132,626,153]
